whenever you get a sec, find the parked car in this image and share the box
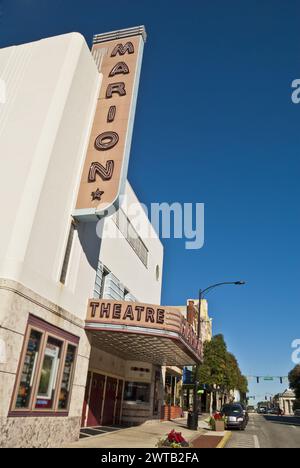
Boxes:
[247,406,256,413]
[258,406,267,414]
[221,404,247,431]
[236,402,249,424]
[294,409,300,417]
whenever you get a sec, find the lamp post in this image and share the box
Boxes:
[188,281,246,431]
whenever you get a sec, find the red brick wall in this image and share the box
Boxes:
[161,405,183,421]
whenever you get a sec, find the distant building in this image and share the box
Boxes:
[274,389,296,415]
[181,299,213,344]
[177,300,212,412]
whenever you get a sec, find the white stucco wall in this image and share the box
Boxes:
[99,182,164,305]
[0,32,163,320]
[0,33,102,321]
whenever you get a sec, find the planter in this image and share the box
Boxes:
[161,405,183,421]
[214,420,225,432]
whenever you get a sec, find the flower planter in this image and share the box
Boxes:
[209,412,226,432]
[214,420,225,432]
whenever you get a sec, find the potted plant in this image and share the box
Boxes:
[209,412,226,432]
[156,430,190,448]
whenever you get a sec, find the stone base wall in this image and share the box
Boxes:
[0,279,91,447]
[122,403,154,426]
[0,416,81,448]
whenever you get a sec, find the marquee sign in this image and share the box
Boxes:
[86,299,202,360]
[74,27,146,220]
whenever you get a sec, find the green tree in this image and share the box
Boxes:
[197,334,248,397]
[198,334,228,388]
[288,365,300,410]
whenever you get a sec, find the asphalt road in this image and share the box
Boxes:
[226,414,300,448]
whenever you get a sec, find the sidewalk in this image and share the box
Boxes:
[64,416,228,449]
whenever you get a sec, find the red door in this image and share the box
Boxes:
[114,380,124,425]
[81,371,91,427]
[102,377,117,426]
[86,373,105,427]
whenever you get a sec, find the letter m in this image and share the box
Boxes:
[111,42,134,57]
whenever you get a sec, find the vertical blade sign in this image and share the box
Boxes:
[74,30,145,220]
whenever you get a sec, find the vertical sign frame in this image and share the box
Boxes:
[73,26,147,221]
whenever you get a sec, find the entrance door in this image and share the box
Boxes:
[102,377,117,426]
[114,379,124,425]
[81,371,91,427]
[86,373,105,427]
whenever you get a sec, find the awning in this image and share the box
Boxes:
[85,300,202,366]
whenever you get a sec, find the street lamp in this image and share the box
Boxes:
[188,280,246,431]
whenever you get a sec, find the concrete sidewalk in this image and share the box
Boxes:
[65,417,210,448]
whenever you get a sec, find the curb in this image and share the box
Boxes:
[216,431,232,449]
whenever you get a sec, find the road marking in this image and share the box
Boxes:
[253,435,260,448]
[226,433,258,449]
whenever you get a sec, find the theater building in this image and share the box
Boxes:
[0,27,202,448]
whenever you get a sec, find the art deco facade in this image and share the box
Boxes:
[0,29,202,447]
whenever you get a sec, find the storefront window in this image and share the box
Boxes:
[15,330,42,409]
[35,337,63,410]
[124,382,150,404]
[58,344,76,410]
[10,315,79,416]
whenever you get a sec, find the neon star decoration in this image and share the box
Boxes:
[91,188,104,201]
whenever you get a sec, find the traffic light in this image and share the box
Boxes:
[256,377,260,384]
[280,377,283,384]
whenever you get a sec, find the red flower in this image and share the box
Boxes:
[167,430,187,444]
[213,412,222,420]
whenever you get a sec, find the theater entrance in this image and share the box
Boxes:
[81,371,124,428]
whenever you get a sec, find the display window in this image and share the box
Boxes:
[10,315,79,416]
[35,337,63,410]
[58,344,76,410]
[124,382,151,404]
[15,329,42,409]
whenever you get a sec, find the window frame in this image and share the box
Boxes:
[9,315,79,417]
[113,209,149,268]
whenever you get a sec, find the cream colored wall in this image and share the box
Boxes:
[100,182,164,305]
[0,33,101,322]
[89,347,126,379]
[89,348,154,384]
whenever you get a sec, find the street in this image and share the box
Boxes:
[227,414,300,448]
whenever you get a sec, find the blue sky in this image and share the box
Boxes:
[1,0,300,402]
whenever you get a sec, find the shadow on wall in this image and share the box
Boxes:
[77,221,102,271]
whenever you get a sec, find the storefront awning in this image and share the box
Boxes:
[85,300,202,366]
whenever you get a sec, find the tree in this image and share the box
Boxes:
[197,334,248,407]
[288,365,300,410]
[237,375,249,401]
[289,365,300,398]
[198,334,228,388]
